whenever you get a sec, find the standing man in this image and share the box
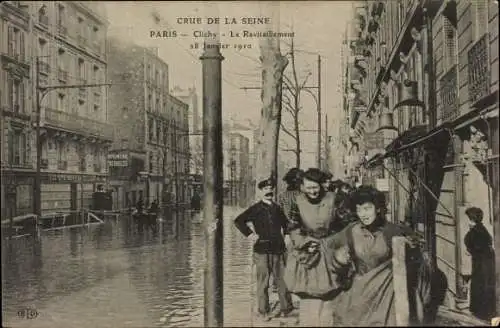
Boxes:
[234,178,294,320]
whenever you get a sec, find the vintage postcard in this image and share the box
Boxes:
[1,0,498,327]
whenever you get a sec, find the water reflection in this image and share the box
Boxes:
[2,208,255,327]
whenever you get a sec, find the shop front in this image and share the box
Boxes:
[40,173,107,214]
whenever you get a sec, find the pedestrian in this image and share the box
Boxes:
[275,168,304,294]
[278,168,304,220]
[329,185,434,326]
[283,168,346,327]
[234,178,294,320]
[321,171,333,191]
[464,207,495,321]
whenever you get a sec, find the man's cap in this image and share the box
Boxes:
[258,178,275,189]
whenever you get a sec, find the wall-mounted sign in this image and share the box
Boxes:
[376,178,389,192]
[44,174,107,184]
[108,153,129,167]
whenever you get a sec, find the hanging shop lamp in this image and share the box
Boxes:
[377,107,398,132]
[395,79,424,109]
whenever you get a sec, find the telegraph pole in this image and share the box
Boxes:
[201,3,224,326]
[317,55,322,168]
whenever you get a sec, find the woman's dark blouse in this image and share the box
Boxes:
[338,218,416,275]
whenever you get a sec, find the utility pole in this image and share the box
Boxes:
[201,3,224,326]
[173,121,179,210]
[33,56,112,217]
[324,113,329,172]
[317,55,322,168]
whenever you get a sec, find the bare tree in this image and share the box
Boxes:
[281,37,310,168]
[255,2,288,191]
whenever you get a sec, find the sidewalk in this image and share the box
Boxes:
[251,292,489,327]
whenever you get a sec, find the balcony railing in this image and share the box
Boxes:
[44,108,114,141]
[439,65,459,122]
[57,24,68,37]
[57,160,68,170]
[468,34,490,105]
[57,69,68,82]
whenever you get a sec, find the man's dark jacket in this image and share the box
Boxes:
[234,201,289,254]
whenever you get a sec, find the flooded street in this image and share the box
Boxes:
[2,207,256,328]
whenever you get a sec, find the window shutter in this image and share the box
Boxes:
[19,81,25,113]
[7,26,13,56]
[8,129,14,164]
[20,32,25,60]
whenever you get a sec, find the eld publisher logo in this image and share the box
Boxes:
[492,317,500,326]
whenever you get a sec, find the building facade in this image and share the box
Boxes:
[1,1,110,218]
[171,86,202,181]
[222,132,250,207]
[166,94,190,206]
[341,0,499,316]
[107,38,190,208]
[1,1,33,219]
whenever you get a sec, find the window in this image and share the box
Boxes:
[57,49,66,71]
[78,59,85,81]
[57,94,65,112]
[443,15,457,72]
[8,129,27,166]
[57,140,65,162]
[157,123,162,144]
[92,66,99,83]
[57,4,65,26]
[149,153,154,172]
[148,117,154,141]
[163,123,168,145]
[148,94,152,111]
[156,98,160,112]
[157,154,161,174]
[7,26,21,58]
[8,78,23,113]
[38,4,48,26]
[472,0,488,42]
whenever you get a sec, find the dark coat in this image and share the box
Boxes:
[234,201,288,254]
[464,223,496,320]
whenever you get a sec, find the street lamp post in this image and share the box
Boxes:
[33,56,113,216]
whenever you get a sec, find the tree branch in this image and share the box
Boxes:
[280,122,297,139]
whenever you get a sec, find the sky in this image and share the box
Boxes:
[104,1,352,169]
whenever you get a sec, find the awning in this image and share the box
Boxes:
[365,123,453,169]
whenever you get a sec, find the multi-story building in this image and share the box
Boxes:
[1,1,110,217]
[170,86,202,180]
[222,131,250,207]
[107,38,190,208]
[166,93,190,206]
[1,1,32,219]
[341,0,498,317]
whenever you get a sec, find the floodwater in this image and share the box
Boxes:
[1,207,256,328]
[1,207,473,327]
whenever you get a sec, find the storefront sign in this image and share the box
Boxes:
[376,178,389,191]
[45,174,107,184]
[108,153,129,167]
